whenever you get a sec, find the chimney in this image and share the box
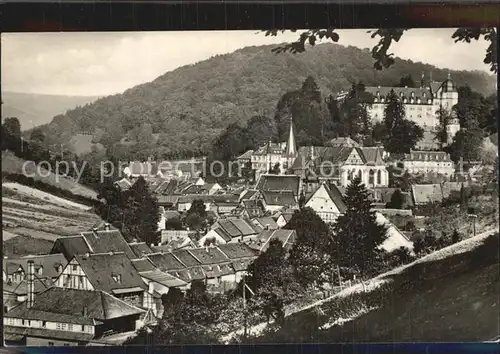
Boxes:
[265,224,270,230]
[104,223,110,231]
[83,306,88,317]
[27,260,35,309]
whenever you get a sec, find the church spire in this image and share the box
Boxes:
[285,115,297,156]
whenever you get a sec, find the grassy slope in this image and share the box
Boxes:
[2,184,102,242]
[1,150,98,200]
[39,43,496,154]
[253,229,499,343]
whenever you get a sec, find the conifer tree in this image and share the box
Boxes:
[382,90,424,154]
[435,105,451,149]
[331,176,388,277]
[386,189,405,209]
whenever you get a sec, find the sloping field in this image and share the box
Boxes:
[2,183,103,253]
[252,228,500,343]
[2,150,99,200]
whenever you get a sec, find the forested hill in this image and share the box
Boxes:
[37,43,496,158]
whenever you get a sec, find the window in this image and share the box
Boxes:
[377,170,382,185]
[72,265,78,271]
[48,342,54,346]
[7,318,14,325]
[68,324,73,331]
[42,321,47,328]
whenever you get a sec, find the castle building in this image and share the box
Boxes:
[337,74,461,150]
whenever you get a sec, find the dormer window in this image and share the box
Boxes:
[376,91,380,96]
[381,98,385,103]
[428,99,432,104]
[112,274,122,284]
[411,92,415,97]
[400,92,404,97]
[417,98,421,104]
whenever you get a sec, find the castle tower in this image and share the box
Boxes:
[440,72,459,114]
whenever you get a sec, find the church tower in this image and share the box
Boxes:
[282,115,298,173]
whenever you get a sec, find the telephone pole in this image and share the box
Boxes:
[243,275,247,340]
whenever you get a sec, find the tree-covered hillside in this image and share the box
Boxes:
[36,43,496,159]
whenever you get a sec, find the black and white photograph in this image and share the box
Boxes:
[1,27,499,346]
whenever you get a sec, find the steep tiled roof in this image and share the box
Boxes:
[217,243,259,260]
[178,195,214,204]
[327,137,361,147]
[51,236,91,261]
[412,184,444,204]
[261,190,297,206]
[240,189,259,201]
[188,247,229,265]
[7,254,67,280]
[250,229,296,252]
[147,253,186,271]
[252,216,278,230]
[4,325,95,342]
[128,242,153,258]
[74,253,146,293]
[157,195,179,205]
[6,287,144,323]
[201,263,234,278]
[3,277,50,295]
[171,249,202,268]
[404,150,452,162]
[360,147,384,165]
[237,150,254,160]
[211,227,233,242]
[325,183,347,213]
[139,270,187,288]
[170,267,205,282]
[363,86,433,103]
[131,258,156,273]
[256,174,301,196]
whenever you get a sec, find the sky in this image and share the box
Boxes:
[1,29,490,97]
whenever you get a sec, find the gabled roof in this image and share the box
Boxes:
[411,184,444,204]
[131,258,157,273]
[3,277,50,295]
[255,174,301,196]
[53,229,135,261]
[217,243,259,260]
[240,189,259,201]
[170,267,205,282]
[3,254,66,279]
[6,287,144,324]
[252,216,279,230]
[201,263,234,278]
[4,325,95,343]
[74,252,146,293]
[210,227,233,242]
[178,194,214,204]
[327,137,361,148]
[261,190,297,206]
[237,150,254,160]
[171,249,202,268]
[139,270,187,288]
[305,183,347,213]
[147,253,186,271]
[187,247,230,265]
[128,242,153,258]
[249,229,297,252]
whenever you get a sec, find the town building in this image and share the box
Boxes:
[4,261,145,346]
[304,183,347,224]
[291,141,389,190]
[401,150,455,177]
[250,117,298,177]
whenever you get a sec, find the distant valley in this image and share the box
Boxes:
[2,91,100,130]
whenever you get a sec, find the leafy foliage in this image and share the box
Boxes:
[3,117,21,138]
[385,189,404,209]
[267,28,497,73]
[34,43,495,159]
[98,176,160,244]
[284,207,333,287]
[435,105,451,149]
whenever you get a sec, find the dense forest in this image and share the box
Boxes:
[31,43,496,159]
